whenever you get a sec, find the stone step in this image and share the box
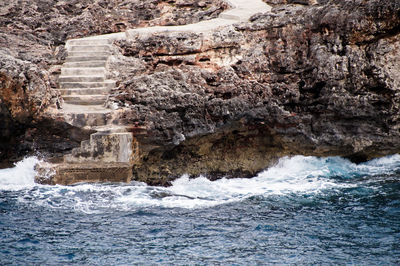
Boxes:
[80,140,92,152]
[92,125,128,133]
[67,38,111,46]
[60,80,115,89]
[61,67,106,76]
[57,110,111,128]
[65,132,134,163]
[60,102,110,113]
[35,162,133,185]
[68,45,111,53]
[63,61,107,68]
[219,13,242,21]
[62,95,108,105]
[58,88,110,96]
[59,76,105,83]
[67,51,111,58]
[66,55,109,62]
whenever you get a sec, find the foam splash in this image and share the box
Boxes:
[0,156,39,191]
[1,155,399,210]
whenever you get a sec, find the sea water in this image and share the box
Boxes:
[0,155,399,264]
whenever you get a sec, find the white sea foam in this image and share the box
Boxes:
[116,155,397,209]
[0,156,39,191]
[1,155,399,210]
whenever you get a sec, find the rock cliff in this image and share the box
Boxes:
[109,0,400,185]
[1,0,400,185]
[0,0,226,166]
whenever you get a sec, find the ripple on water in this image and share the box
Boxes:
[0,155,400,264]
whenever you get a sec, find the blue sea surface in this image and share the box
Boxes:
[0,155,399,264]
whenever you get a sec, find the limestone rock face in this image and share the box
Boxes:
[2,0,400,185]
[0,0,226,166]
[108,0,400,184]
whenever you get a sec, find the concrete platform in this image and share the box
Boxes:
[35,162,133,185]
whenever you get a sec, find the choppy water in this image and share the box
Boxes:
[0,155,399,264]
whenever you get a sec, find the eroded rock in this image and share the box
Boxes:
[2,0,400,186]
[108,0,400,184]
[0,0,226,166]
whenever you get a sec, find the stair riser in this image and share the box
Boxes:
[60,76,105,83]
[63,95,107,101]
[67,51,111,57]
[63,99,107,105]
[64,61,106,68]
[68,45,111,53]
[66,56,109,62]
[62,112,110,128]
[59,88,110,96]
[67,39,111,46]
[66,132,134,163]
[60,81,115,89]
[61,67,106,76]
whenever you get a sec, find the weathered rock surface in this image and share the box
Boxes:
[0,0,226,166]
[108,0,400,185]
[2,0,400,186]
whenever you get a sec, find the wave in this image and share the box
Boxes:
[1,154,399,210]
[0,156,39,191]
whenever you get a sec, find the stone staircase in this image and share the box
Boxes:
[59,36,135,162]
[60,39,114,107]
[36,35,138,185]
[36,0,272,185]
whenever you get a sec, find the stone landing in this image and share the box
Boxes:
[36,163,133,185]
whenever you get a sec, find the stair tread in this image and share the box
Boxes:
[63,62,107,68]
[92,125,128,133]
[59,103,110,113]
[63,94,108,97]
[59,75,105,78]
[58,88,110,90]
[65,59,106,64]
[59,88,110,90]
[68,52,110,56]
[60,80,114,83]
[64,60,106,63]
[61,67,106,69]
[66,56,109,62]
[69,44,111,47]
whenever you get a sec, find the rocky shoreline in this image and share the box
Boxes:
[1,0,400,185]
[0,0,227,167]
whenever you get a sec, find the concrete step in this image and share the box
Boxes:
[57,110,111,128]
[66,55,109,62]
[61,67,106,76]
[67,38,111,46]
[59,103,110,113]
[92,125,128,133]
[67,51,111,57]
[59,76,105,83]
[65,132,134,163]
[58,88,110,96]
[63,61,107,68]
[68,45,111,53]
[219,13,242,21]
[60,80,115,89]
[62,94,108,105]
